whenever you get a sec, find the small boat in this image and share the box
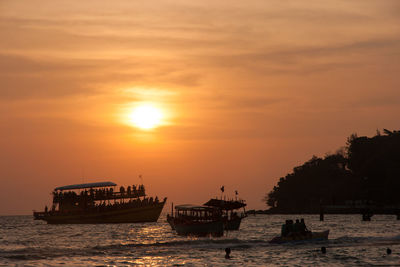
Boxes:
[269,230,330,244]
[167,204,224,237]
[33,181,166,224]
[203,198,247,230]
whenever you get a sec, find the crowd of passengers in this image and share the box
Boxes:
[281,218,310,237]
[45,196,165,214]
[89,196,164,213]
[52,185,146,204]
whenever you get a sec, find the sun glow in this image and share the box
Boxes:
[128,104,164,130]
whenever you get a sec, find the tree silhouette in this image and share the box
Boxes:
[265,129,400,212]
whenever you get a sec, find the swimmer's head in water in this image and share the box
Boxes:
[225,247,231,259]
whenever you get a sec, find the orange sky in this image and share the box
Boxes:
[1,0,400,215]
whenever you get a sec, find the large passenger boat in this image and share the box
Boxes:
[167,204,224,237]
[33,181,166,224]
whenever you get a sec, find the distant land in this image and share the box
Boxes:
[260,129,400,214]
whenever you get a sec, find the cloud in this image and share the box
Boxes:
[0,53,205,100]
[0,53,123,99]
[195,94,289,110]
[201,37,400,75]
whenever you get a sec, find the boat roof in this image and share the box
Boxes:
[203,198,246,210]
[175,204,215,211]
[55,181,117,191]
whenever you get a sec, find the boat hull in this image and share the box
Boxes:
[173,220,224,237]
[36,202,166,224]
[225,217,242,230]
[269,230,330,244]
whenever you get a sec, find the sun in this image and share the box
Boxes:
[128,104,164,130]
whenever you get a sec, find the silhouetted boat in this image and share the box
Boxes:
[167,204,224,237]
[269,230,330,244]
[203,198,247,230]
[33,181,166,224]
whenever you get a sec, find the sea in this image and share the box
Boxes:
[1,214,400,266]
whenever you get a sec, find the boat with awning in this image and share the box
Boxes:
[167,204,224,237]
[204,198,247,230]
[33,181,166,224]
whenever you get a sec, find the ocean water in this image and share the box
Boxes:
[1,214,400,266]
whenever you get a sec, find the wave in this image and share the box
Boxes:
[0,238,270,261]
[333,234,400,243]
[93,238,268,250]
[0,246,106,261]
[327,234,400,250]
[3,234,400,261]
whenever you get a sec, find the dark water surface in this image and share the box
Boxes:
[1,214,400,266]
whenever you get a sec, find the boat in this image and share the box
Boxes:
[33,181,166,224]
[167,204,224,237]
[269,230,330,244]
[203,198,247,230]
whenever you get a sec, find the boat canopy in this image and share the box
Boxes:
[175,204,215,211]
[54,181,117,191]
[203,198,246,210]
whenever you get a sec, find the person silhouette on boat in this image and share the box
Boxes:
[286,220,294,236]
[120,186,125,195]
[294,219,301,234]
[281,220,289,237]
[300,218,308,234]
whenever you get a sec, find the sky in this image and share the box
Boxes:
[0,0,399,215]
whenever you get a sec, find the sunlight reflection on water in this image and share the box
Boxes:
[1,214,400,266]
